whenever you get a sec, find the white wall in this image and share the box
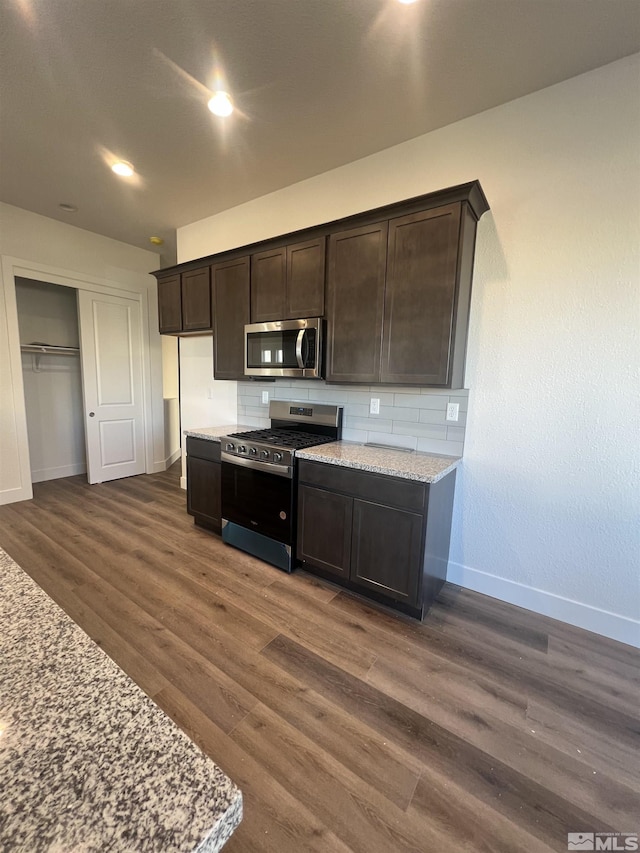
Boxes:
[178,55,640,647]
[161,335,180,464]
[0,203,164,504]
[16,278,86,482]
[177,336,238,484]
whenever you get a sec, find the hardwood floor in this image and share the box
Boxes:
[1,464,638,852]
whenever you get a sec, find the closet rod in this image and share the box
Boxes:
[20,344,79,356]
[21,344,80,372]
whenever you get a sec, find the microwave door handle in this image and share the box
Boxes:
[295,329,305,369]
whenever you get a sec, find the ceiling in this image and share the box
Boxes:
[1,1,639,267]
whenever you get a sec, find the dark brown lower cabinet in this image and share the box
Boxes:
[297,459,456,619]
[351,499,423,605]
[186,437,222,533]
[297,484,352,578]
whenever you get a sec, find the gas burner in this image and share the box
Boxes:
[227,428,336,451]
[221,400,342,477]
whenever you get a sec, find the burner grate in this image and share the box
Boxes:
[228,428,335,450]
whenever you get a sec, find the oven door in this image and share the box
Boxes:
[221,461,294,545]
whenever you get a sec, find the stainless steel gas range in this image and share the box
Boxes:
[220,400,342,572]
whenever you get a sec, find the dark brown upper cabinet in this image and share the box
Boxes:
[156,267,211,335]
[325,222,388,384]
[153,182,488,383]
[212,256,250,380]
[250,236,325,322]
[286,237,325,318]
[327,195,482,388]
[181,267,211,332]
[381,204,461,385]
[157,274,182,334]
[250,247,286,321]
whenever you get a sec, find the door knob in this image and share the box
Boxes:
[89,412,95,417]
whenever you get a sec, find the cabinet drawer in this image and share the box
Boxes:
[186,436,221,463]
[298,459,425,513]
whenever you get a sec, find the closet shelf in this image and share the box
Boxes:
[21,344,79,356]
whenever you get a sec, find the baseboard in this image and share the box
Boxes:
[447,561,640,649]
[150,449,181,474]
[31,463,86,483]
[0,483,33,505]
[180,475,186,490]
[166,448,181,466]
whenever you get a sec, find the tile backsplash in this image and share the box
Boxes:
[237,380,468,456]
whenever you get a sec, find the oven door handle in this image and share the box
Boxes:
[295,329,305,369]
[221,452,292,479]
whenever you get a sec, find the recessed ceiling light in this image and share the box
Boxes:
[112,161,135,177]
[397,0,418,4]
[208,91,234,117]
[59,203,78,212]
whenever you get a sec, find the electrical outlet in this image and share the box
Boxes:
[446,403,460,422]
[261,391,269,405]
[370,397,380,415]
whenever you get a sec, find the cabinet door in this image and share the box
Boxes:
[351,499,423,605]
[382,203,461,385]
[187,456,222,530]
[251,247,286,322]
[286,237,325,319]
[157,274,182,334]
[212,257,250,380]
[325,222,387,383]
[297,484,352,578]
[181,267,211,332]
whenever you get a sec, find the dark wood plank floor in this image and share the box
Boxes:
[1,464,638,852]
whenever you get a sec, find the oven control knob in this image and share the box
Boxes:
[249,447,257,456]
[273,452,283,463]
[260,450,269,460]
[237,445,246,454]
[225,442,235,452]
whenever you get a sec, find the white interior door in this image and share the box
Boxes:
[78,290,146,484]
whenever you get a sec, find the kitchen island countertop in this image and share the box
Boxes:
[0,547,242,853]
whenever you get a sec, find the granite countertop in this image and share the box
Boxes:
[297,441,461,484]
[184,425,255,442]
[185,426,460,483]
[0,548,242,853]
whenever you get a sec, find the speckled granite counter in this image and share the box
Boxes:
[0,548,242,853]
[297,441,460,483]
[184,425,255,442]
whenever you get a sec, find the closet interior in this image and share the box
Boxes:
[16,277,87,484]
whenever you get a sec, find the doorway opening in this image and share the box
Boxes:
[16,277,86,484]
[15,275,148,486]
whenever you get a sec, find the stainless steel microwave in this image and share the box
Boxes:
[244,318,323,379]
